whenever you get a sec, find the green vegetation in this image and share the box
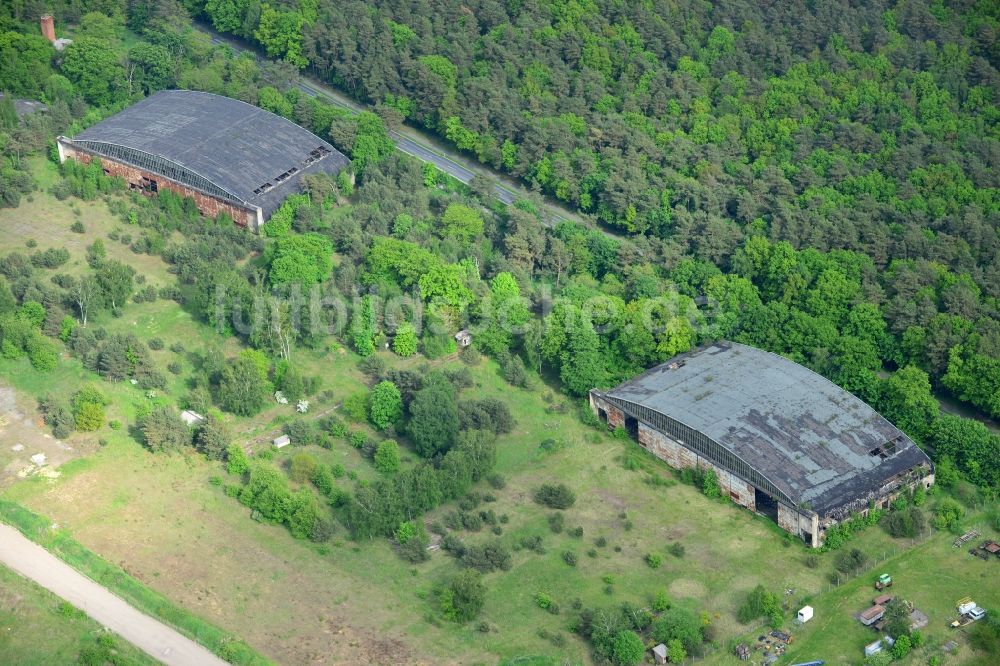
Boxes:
[0,2,998,664]
[0,501,268,665]
[0,564,155,666]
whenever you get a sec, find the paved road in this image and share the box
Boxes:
[203,26,575,227]
[0,523,228,666]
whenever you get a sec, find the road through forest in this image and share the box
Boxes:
[200,24,610,233]
[0,523,228,666]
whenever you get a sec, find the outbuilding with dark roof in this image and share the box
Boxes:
[57,90,349,230]
[590,341,934,547]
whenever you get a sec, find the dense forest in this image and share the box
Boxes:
[182,0,1000,421]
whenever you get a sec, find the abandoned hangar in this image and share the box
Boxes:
[590,341,934,547]
[56,90,349,231]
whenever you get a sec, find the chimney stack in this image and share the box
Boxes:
[40,14,56,42]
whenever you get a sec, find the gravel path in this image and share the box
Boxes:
[0,523,228,666]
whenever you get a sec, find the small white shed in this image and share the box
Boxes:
[651,643,667,665]
[797,605,814,623]
[272,434,291,449]
[180,410,206,427]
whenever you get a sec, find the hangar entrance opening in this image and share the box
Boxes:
[624,416,639,441]
[755,487,779,523]
[597,408,607,424]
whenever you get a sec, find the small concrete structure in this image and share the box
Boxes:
[909,608,929,630]
[864,639,884,657]
[180,410,206,427]
[797,605,813,623]
[272,434,290,449]
[455,329,472,347]
[651,643,667,664]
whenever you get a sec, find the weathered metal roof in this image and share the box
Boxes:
[603,342,931,515]
[72,90,348,218]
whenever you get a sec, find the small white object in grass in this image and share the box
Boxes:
[296,400,309,413]
[11,443,24,452]
[30,453,47,466]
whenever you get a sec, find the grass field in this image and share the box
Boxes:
[1,158,998,665]
[0,563,155,666]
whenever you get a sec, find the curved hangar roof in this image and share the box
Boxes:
[599,342,931,516]
[68,90,349,218]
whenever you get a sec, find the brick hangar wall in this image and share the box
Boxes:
[62,145,256,228]
[590,393,823,548]
[636,422,756,511]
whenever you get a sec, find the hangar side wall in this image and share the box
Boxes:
[590,391,820,547]
[60,143,258,228]
[637,422,757,511]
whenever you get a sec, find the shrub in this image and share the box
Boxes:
[147,337,164,350]
[834,547,870,574]
[933,498,965,530]
[652,590,671,612]
[486,473,506,489]
[737,584,782,625]
[225,446,251,476]
[883,506,926,538]
[461,540,511,572]
[439,570,485,622]
[535,592,554,610]
[392,322,418,357]
[140,406,192,452]
[374,439,401,473]
[519,535,545,554]
[562,551,577,566]
[39,395,75,439]
[289,452,319,483]
[369,381,403,430]
[668,542,685,558]
[167,361,182,374]
[611,630,645,666]
[701,468,721,498]
[548,512,565,533]
[343,391,368,422]
[533,483,576,509]
[645,553,663,569]
[349,430,367,449]
[70,221,85,233]
[461,512,483,532]
[890,634,911,659]
[27,336,58,371]
[73,402,105,432]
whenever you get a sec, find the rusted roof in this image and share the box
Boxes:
[602,342,932,515]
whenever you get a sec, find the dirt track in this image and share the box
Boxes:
[0,523,228,666]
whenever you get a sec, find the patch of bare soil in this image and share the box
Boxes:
[0,387,96,490]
